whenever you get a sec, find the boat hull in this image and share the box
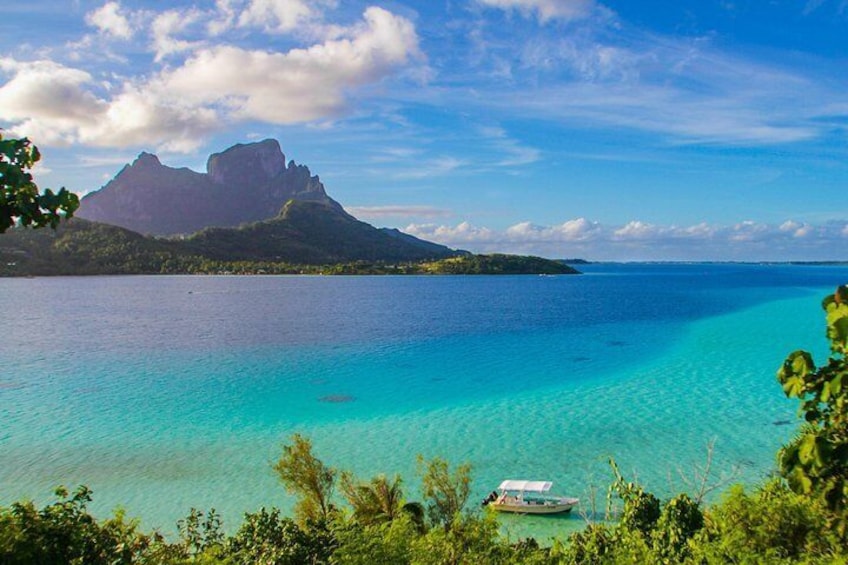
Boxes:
[490,501,577,515]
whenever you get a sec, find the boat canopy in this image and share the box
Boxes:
[498,480,553,493]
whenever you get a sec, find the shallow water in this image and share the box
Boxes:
[1,264,846,541]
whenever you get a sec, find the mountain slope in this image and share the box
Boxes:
[184,200,460,264]
[77,139,340,235]
[0,218,182,275]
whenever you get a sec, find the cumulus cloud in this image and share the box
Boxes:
[0,59,105,145]
[402,218,848,261]
[779,220,813,238]
[87,87,219,152]
[85,1,133,39]
[478,0,597,22]
[0,58,219,151]
[613,220,657,240]
[0,6,420,152]
[158,7,418,123]
[151,8,205,61]
[505,218,602,241]
[405,221,496,243]
[238,0,338,34]
[207,0,237,35]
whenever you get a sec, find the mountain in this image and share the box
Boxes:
[10,138,579,276]
[77,139,341,235]
[183,200,460,264]
[0,200,465,275]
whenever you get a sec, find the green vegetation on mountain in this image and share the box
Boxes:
[0,218,186,276]
[419,254,578,275]
[183,200,457,264]
[2,287,847,563]
[0,202,578,276]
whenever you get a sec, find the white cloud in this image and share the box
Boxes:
[0,59,104,145]
[729,220,769,242]
[613,220,657,240]
[405,221,496,243]
[403,218,848,260]
[478,0,597,22]
[151,8,204,62]
[459,8,833,146]
[85,1,133,39]
[157,7,419,123]
[779,220,814,238]
[479,126,541,166]
[0,59,217,151]
[87,87,219,152]
[504,218,601,241]
[0,6,420,152]
[238,0,337,35]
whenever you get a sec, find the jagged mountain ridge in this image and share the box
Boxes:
[78,139,341,235]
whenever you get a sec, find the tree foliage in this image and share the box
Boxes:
[227,507,334,565]
[691,480,837,564]
[777,284,848,535]
[0,134,79,233]
[0,486,150,565]
[273,434,337,526]
[420,254,578,275]
[340,473,407,526]
[417,456,472,529]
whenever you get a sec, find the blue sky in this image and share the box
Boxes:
[1,0,847,260]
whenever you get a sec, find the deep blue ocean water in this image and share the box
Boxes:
[2,263,847,540]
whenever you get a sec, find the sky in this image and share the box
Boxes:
[1,0,847,261]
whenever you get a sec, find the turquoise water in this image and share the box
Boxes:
[1,264,846,541]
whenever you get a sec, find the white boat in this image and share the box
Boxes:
[482,480,579,515]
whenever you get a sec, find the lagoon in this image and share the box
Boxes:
[2,264,846,540]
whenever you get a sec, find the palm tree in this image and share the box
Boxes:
[340,473,424,530]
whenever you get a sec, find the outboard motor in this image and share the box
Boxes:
[481,490,499,507]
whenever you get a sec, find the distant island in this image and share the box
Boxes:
[0,213,578,276]
[0,140,582,276]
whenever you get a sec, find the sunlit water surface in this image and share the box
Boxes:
[2,264,846,541]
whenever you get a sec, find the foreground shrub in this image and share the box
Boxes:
[0,486,149,565]
[691,480,843,564]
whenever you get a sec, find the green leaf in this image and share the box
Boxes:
[798,434,817,465]
[781,376,803,397]
[814,437,832,469]
[791,467,813,493]
[831,373,844,395]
